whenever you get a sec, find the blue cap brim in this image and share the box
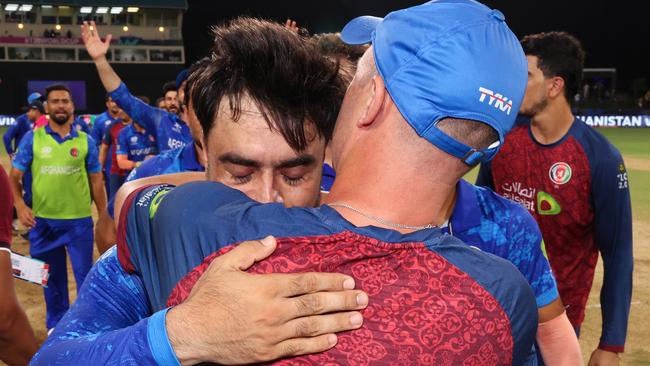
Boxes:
[176,69,189,89]
[340,15,383,45]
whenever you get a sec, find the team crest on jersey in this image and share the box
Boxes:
[41,146,52,156]
[549,162,572,185]
[70,147,79,157]
[131,136,138,143]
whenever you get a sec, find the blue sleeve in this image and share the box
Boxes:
[75,117,91,134]
[2,114,22,155]
[2,122,18,155]
[85,135,102,174]
[505,204,559,308]
[475,161,495,189]
[29,248,180,366]
[11,131,34,172]
[592,151,633,352]
[117,128,129,155]
[109,83,165,137]
[91,116,105,147]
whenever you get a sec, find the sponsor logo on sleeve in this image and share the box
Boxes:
[617,162,628,189]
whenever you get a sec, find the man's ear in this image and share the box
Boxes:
[357,74,386,128]
[548,76,566,99]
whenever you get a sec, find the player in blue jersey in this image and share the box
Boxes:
[33,6,539,364]
[82,21,191,153]
[91,95,122,194]
[477,32,633,366]
[115,121,158,174]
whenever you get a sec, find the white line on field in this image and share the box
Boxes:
[586,301,641,309]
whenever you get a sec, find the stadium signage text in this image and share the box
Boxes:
[577,115,650,128]
[0,115,17,127]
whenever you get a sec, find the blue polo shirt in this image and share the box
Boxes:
[448,179,559,308]
[12,124,101,233]
[109,83,191,152]
[2,113,32,155]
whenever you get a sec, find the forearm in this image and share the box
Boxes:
[8,169,26,207]
[90,174,108,212]
[0,252,38,365]
[31,249,168,365]
[99,144,108,167]
[536,311,583,365]
[599,256,633,351]
[117,156,138,170]
[93,56,122,93]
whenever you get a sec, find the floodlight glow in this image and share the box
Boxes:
[17,23,24,29]
[18,4,33,11]
[122,26,129,32]
[127,7,139,13]
[80,7,93,14]
[4,4,19,11]
[41,5,52,8]
[110,7,123,14]
[158,26,165,32]
[95,7,108,14]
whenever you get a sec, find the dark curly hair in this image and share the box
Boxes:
[190,17,347,152]
[521,31,585,103]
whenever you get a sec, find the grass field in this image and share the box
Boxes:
[1,126,649,365]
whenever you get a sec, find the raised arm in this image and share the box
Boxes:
[81,21,166,136]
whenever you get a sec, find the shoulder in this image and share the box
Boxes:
[128,153,176,181]
[569,120,623,167]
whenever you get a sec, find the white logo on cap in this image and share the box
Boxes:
[478,87,513,115]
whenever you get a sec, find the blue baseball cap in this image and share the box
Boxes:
[340,0,527,165]
[27,92,42,105]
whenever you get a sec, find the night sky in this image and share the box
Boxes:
[183,0,649,94]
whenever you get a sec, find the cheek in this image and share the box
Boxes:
[279,175,322,208]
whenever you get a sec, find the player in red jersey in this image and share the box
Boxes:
[477,32,633,366]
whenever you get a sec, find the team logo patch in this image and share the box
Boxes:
[70,147,79,157]
[549,162,572,185]
[536,191,561,216]
[41,146,52,155]
[131,136,138,143]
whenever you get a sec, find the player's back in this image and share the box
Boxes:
[119,182,539,365]
[167,231,537,365]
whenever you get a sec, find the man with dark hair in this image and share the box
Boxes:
[33,5,539,364]
[32,18,366,365]
[82,21,191,153]
[99,109,132,200]
[9,83,107,330]
[115,120,157,173]
[478,31,633,366]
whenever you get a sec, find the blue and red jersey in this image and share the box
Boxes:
[109,83,191,152]
[103,121,129,177]
[120,182,537,365]
[116,124,158,166]
[477,119,633,352]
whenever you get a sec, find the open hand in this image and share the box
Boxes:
[80,21,112,61]
[166,236,369,365]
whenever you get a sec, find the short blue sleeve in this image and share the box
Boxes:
[85,135,102,174]
[11,131,34,172]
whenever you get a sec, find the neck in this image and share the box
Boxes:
[48,120,72,138]
[325,147,460,233]
[530,99,575,144]
[133,123,144,133]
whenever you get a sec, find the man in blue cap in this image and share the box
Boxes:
[81,21,192,153]
[33,3,538,364]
